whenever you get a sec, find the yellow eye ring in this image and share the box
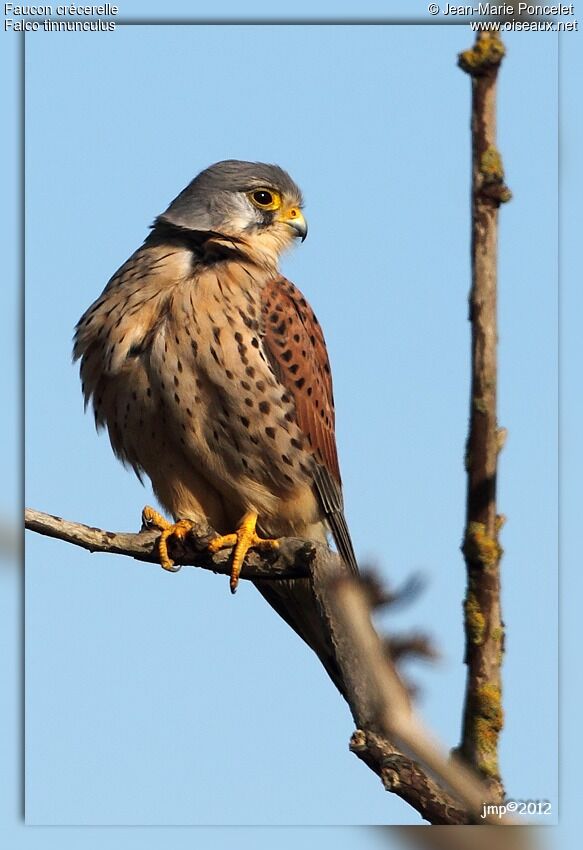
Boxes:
[248,189,282,211]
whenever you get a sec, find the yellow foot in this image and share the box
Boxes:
[141,505,193,573]
[207,511,279,594]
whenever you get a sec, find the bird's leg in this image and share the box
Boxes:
[207,510,279,594]
[141,505,193,573]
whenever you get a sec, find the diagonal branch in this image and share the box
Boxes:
[457,32,511,797]
[321,572,509,824]
[26,506,498,824]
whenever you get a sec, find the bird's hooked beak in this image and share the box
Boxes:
[277,206,308,242]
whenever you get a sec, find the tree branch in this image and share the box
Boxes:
[26,506,498,824]
[351,730,470,825]
[24,507,313,581]
[457,32,511,797]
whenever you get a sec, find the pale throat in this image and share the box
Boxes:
[226,225,297,271]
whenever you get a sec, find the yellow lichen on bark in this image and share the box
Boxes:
[463,521,502,570]
[464,592,486,646]
[472,684,504,779]
[458,33,505,75]
[480,146,505,182]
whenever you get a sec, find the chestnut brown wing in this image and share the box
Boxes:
[260,276,358,575]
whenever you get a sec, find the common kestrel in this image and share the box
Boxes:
[74,161,358,693]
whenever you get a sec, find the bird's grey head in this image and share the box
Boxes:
[158,160,308,247]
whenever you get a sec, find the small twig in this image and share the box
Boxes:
[457,32,511,797]
[24,507,314,581]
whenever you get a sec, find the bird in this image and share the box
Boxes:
[74,160,359,696]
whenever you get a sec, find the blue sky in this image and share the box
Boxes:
[2,1,581,847]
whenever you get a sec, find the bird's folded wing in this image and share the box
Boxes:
[260,276,358,575]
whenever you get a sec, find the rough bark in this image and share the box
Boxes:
[24,507,313,581]
[457,33,511,798]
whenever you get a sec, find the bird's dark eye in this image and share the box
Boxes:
[253,191,273,207]
[247,188,281,211]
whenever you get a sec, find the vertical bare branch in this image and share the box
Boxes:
[457,33,511,798]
